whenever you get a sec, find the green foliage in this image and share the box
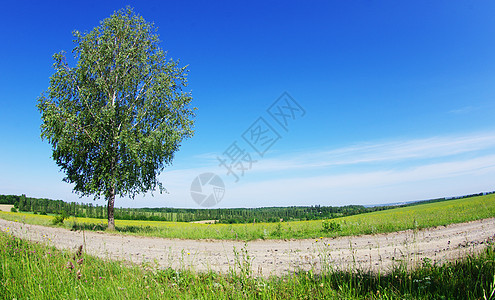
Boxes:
[270,222,284,237]
[0,194,21,205]
[10,207,17,213]
[52,212,68,225]
[321,219,341,232]
[36,7,195,228]
[230,243,254,289]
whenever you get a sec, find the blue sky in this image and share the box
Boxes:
[1,1,495,208]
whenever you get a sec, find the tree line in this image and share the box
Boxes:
[1,192,492,224]
[0,194,381,223]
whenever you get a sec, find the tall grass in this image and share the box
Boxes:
[0,194,494,240]
[0,231,494,299]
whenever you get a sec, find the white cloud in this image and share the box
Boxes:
[449,106,475,114]
[223,154,495,207]
[248,131,495,173]
[157,130,495,207]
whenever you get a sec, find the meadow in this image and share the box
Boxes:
[0,229,494,299]
[0,194,493,240]
[1,194,494,299]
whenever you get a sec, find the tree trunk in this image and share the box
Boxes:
[107,188,116,231]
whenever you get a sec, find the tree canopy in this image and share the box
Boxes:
[37,7,195,230]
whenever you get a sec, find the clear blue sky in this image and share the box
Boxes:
[1,0,495,208]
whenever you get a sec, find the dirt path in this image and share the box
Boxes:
[1,218,494,277]
[0,205,14,212]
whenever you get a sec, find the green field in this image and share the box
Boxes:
[1,194,494,299]
[0,194,494,240]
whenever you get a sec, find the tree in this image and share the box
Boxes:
[37,7,195,230]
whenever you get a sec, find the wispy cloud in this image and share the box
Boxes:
[225,154,495,207]
[449,106,476,114]
[246,131,495,173]
[114,130,495,207]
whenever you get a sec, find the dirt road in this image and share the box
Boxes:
[1,218,494,277]
[0,205,14,212]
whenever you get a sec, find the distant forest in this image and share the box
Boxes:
[0,192,493,224]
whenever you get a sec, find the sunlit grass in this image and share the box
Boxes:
[1,194,494,240]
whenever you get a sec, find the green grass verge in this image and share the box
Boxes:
[0,231,494,299]
[0,194,494,240]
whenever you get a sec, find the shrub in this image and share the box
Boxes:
[10,207,17,213]
[321,219,341,232]
[52,213,67,225]
[270,222,283,237]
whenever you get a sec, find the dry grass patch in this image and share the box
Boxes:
[0,205,14,212]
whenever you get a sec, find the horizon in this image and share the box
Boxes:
[1,1,495,208]
[3,190,493,210]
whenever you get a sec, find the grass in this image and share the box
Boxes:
[0,194,493,241]
[0,230,494,299]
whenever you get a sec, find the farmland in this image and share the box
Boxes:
[1,194,494,298]
[1,216,494,298]
[3,192,491,224]
[0,193,422,223]
[0,193,493,240]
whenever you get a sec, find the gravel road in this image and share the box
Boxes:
[1,218,494,277]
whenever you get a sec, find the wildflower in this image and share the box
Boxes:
[77,258,84,265]
[75,245,83,258]
[76,270,82,279]
[187,252,191,255]
[66,261,74,270]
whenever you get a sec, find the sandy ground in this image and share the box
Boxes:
[0,205,14,212]
[190,220,218,224]
[1,218,494,277]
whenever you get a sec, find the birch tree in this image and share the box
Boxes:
[37,7,195,230]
